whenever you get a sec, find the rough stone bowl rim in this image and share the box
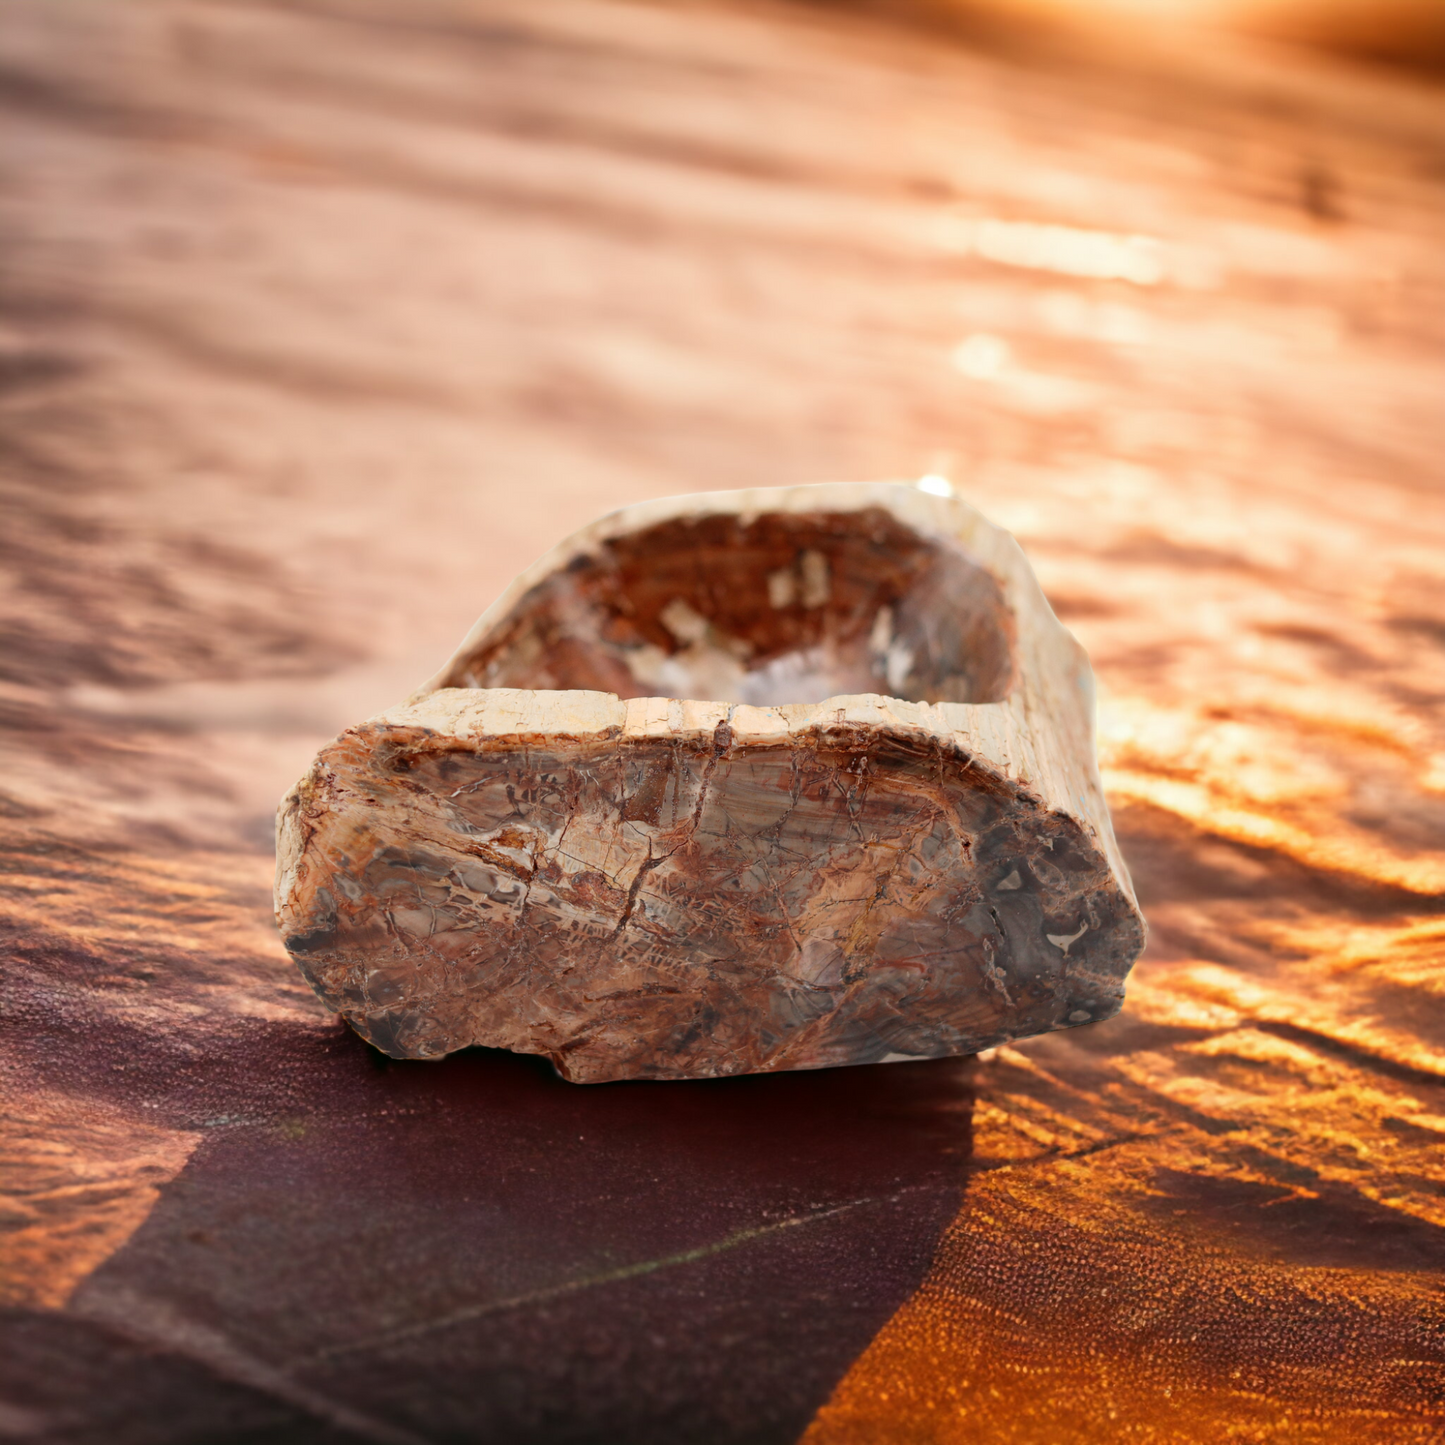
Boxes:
[410,479,1035,711]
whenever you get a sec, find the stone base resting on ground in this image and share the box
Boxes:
[276,483,1144,1081]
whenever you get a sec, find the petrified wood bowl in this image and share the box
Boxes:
[276,483,1145,1082]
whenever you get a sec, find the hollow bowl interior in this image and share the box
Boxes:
[440,506,1017,707]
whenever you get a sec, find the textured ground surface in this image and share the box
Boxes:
[1,0,1443,1440]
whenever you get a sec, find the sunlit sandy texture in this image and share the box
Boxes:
[0,0,1441,1438]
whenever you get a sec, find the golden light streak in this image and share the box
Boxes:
[803,1145,1445,1445]
[0,1095,201,1310]
[1104,768,1445,896]
[938,216,1166,284]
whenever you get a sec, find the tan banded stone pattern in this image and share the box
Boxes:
[276,485,1144,1081]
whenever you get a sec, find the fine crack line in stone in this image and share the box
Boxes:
[839,821,928,983]
[677,711,734,844]
[313,1186,937,1362]
[613,840,667,934]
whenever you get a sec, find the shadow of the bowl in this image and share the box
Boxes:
[42,1028,976,1444]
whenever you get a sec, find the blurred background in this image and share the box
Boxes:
[2,0,1441,804]
[2,1,1443,1440]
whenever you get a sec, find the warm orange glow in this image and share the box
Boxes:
[938,217,1166,285]
[804,1147,1445,1444]
[4,0,1440,1433]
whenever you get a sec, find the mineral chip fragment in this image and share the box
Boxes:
[276,483,1144,1082]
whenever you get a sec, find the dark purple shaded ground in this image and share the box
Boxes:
[4,1000,971,1443]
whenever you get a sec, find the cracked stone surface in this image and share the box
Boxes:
[276,484,1144,1081]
